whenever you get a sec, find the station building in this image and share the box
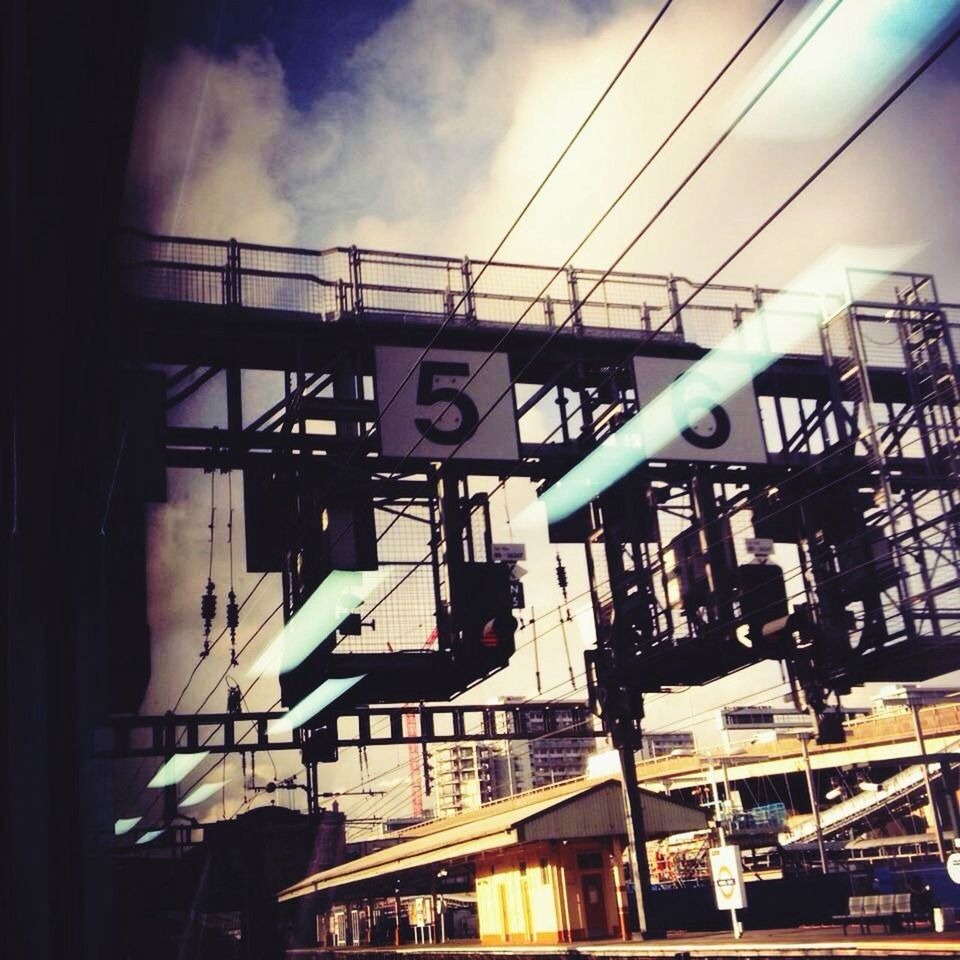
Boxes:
[277,775,706,947]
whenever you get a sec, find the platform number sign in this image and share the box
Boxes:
[709,845,748,911]
[632,356,766,464]
[375,346,520,461]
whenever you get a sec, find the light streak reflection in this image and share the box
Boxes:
[537,243,921,524]
[268,675,366,737]
[248,570,383,679]
[147,751,211,789]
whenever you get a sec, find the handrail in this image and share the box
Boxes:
[117,230,960,364]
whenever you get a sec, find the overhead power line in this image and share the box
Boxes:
[323,0,843,567]
[301,0,676,516]
[135,0,836,792]
[367,0,959,569]
[154,0,789,737]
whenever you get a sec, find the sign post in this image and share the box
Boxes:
[709,845,747,939]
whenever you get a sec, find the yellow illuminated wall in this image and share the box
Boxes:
[475,838,624,945]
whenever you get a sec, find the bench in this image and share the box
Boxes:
[834,893,928,934]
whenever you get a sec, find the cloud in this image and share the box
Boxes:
[280,0,603,252]
[126,1,960,295]
[126,43,298,243]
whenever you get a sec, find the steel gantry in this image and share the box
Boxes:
[113,230,960,903]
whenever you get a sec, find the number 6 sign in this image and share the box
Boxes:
[632,355,766,464]
[375,346,520,461]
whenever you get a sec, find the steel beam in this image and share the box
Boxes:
[100,702,601,758]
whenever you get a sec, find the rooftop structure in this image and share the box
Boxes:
[640,731,696,759]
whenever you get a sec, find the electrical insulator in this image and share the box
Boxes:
[226,589,239,666]
[226,590,239,630]
[555,553,568,599]
[200,579,217,656]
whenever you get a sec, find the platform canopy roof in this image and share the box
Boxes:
[278,775,706,903]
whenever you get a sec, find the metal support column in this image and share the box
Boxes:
[910,698,946,861]
[617,734,663,939]
[799,734,828,873]
[937,761,960,843]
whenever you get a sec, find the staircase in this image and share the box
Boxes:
[780,739,960,846]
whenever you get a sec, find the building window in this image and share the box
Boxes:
[576,852,603,870]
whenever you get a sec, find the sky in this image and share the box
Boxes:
[117,0,960,837]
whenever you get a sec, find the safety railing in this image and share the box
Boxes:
[119,230,960,367]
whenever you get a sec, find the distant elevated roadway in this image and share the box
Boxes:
[633,701,960,790]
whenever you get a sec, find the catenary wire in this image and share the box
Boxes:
[296,0,677,519]
[146,0,839,746]
[138,0,679,767]
[324,0,835,566]
[132,410,945,822]
[159,2,948,745]
[353,0,960,586]
[131,315,946,827]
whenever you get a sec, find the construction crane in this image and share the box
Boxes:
[390,628,438,819]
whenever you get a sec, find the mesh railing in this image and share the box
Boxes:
[333,502,441,655]
[846,267,938,306]
[121,231,957,368]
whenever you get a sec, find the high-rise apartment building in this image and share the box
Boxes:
[639,731,695,759]
[433,743,499,818]
[494,698,598,795]
[431,701,600,816]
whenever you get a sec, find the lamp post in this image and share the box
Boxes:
[435,868,447,943]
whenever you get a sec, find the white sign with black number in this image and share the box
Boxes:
[947,851,960,884]
[375,346,520,461]
[632,356,766,464]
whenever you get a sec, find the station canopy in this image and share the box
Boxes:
[278,775,707,903]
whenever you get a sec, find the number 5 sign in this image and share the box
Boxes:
[375,346,520,461]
